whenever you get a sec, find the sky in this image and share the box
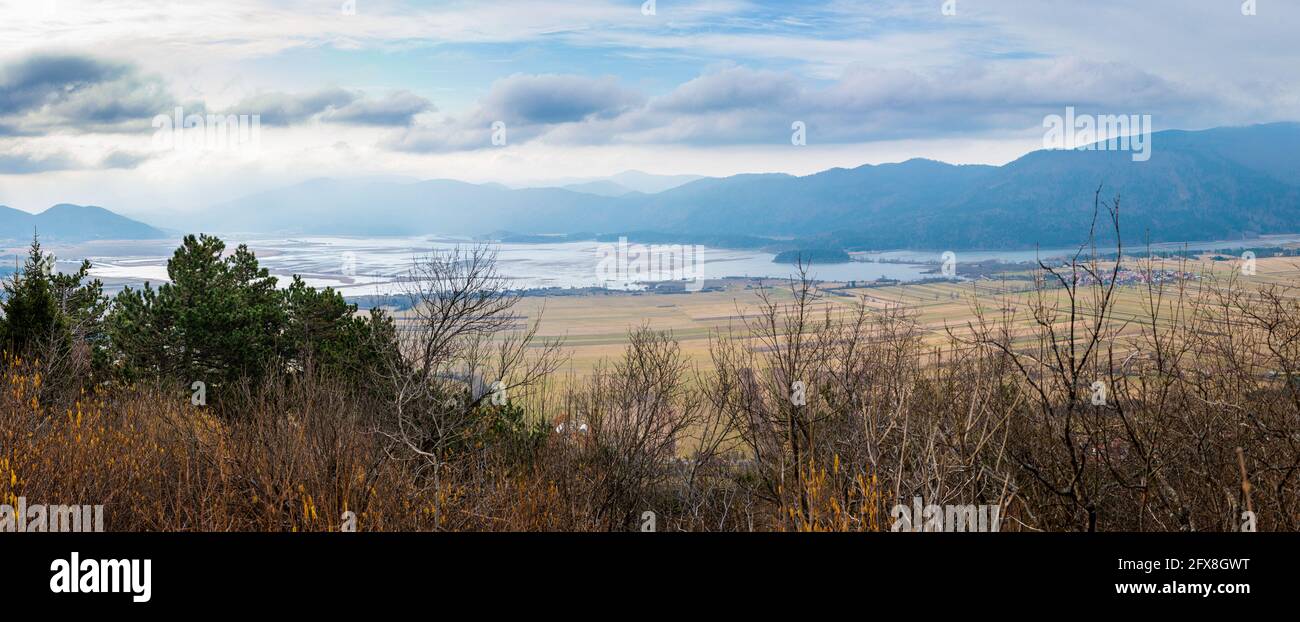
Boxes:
[0,0,1296,224]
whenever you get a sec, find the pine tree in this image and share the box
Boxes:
[107,234,398,405]
[0,235,105,362]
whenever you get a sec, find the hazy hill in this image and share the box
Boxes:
[545,170,704,196]
[561,180,637,197]
[626,159,998,239]
[203,122,1300,249]
[0,204,167,242]
[605,170,705,194]
[209,177,618,236]
[628,122,1300,249]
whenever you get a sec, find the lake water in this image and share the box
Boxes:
[55,232,1300,297]
[70,235,932,296]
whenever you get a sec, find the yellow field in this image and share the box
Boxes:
[498,254,1300,375]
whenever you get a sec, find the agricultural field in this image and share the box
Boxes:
[512,254,1300,375]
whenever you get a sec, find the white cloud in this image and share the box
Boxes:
[0,0,1297,215]
[389,58,1230,152]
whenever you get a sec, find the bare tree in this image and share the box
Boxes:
[371,244,564,502]
[555,325,710,529]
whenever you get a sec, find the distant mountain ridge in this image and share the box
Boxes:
[560,180,637,197]
[628,123,1300,249]
[202,123,1300,250]
[35,122,1300,250]
[210,177,617,236]
[541,170,705,196]
[0,204,167,243]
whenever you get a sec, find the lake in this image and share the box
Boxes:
[61,235,932,296]
[40,232,1299,297]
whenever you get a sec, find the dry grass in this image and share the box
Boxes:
[514,255,1300,375]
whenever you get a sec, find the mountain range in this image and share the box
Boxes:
[626,122,1300,249]
[201,122,1300,250]
[15,122,1300,251]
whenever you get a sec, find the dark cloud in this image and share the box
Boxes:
[0,53,175,132]
[478,74,643,124]
[0,52,433,138]
[386,73,644,153]
[0,54,127,115]
[625,61,1214,145]
[387,59,1231,153]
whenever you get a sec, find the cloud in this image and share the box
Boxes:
[478,74,643,125]
[387,58,1228,153]
[0,151,80,174]
[0,146,151,174]
[100,150,151,169]
[385,119,496,153]
[228,88,355,125]
[387,73,643,152]
[0,0,663,62]
[321,90,434,126]
[2,0,1297,211]
[231,88,433,126]
[0,52,175,133]
[0,54,123,115]
[653,67,799,114]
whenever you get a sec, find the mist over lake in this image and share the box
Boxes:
[60,235,933,296]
